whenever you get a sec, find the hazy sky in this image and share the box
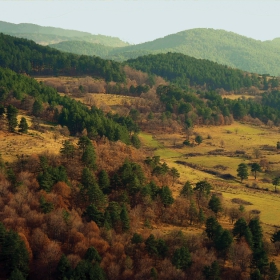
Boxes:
[0,1,280,44]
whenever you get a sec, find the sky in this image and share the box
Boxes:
[0,1,280,44]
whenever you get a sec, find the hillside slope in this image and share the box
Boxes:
[0,33,126,82]
[0,20,129,47]
[117,29,280,76]
[51,28,280,76]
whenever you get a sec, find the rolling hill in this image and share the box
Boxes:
[0,20,130,47]
[51,28,280,77]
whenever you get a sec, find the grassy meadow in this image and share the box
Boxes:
[139,122,280,232]
[0,113,68,162]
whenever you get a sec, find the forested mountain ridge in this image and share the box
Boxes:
[0,33,126,82]
[2,32,280,129]
[0,20,130,47]
[3,20,280,76]
[125,52,278,91]
[51,28,280,76]
[115,28,280,76]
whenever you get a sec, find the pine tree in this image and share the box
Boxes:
[197,209,205,226]
[6,105,18,132]
[85,204,104,227]
[194,180,212,207]
[57,254,71,280]
[85,247,101,263]
[9,269,25,280]
[32,99,43,116]
[156,239,168,259]
[98,170,110,193]
[203,261,221,280]
[169,167,180,186]
[18,117,28,133]
[120,205,130,232]
[271,230,280,243]
[208,194,223,216]
[131,233,143,244]
[81,168,106,208]
[268,262,279,280]
[180,181,193,199]
[251,163,261,180]
[159,186,174,207]
[78,135,92,153]
[0,153,4,173]
[214,229,233,257]
[131,134,141,149]
[232,217,253,246]
[272,177,280,193]
[150,267,158,280]
[82,167,97,188]
[189,200,198,225]
[145,234,158,256]
[0,104,5,117]
[87,184,106,210]
[91,263,106,280]
[82,145,96,169]
[60,140,75,159]
[250,269,261,280]
[106,202,121,230]
[0,222,6,245]
[0,230,29,277]
[237,163,249,182]
[249,218,268,272]
[205,216,221,241]
[172,246,192,270]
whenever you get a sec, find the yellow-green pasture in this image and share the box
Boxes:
[139,122,280,229]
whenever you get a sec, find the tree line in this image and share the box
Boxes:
[0,67,140,146]
[156,84,280,127]
[126,52,274,91]
[0,33,125,82]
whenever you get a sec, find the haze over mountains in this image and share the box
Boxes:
[1,21,280,76]
[0,21,129,47]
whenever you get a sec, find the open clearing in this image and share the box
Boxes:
[0,113,69,162]
[139,122,280,231]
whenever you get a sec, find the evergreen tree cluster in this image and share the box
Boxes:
[0,222,30,279]
[156,84,280,126]
[0,67,137,144]
[126,52,264,91]
[232,218,269,274]
[0,33,126,82]
[57,247,106,280]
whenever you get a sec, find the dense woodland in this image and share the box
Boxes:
[155,84,280,127]
[0,67,140,144]
[126,53,279,91]
[0,33,126,82]
[1,32,280,279]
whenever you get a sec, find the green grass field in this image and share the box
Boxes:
[139,122,280,231]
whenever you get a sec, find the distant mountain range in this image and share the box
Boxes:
[50,29,280,77]
[1,21,280,76]
[0,21,129,47]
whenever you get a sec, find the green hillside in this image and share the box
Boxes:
[49,41,115,57]
[0,33,126,82]
[51,28,280,76]
[126,52,262,91]
[120,29,280,76]
[0,21,129,47]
